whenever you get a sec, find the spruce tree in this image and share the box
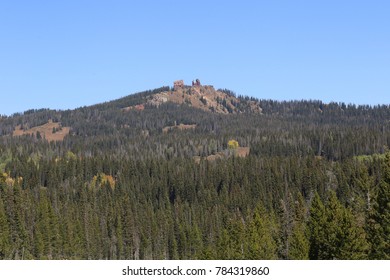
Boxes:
[308,192,326,259]
[309,191,368,259]
[244,204,277,259]
[367,152,390,259]
[289,193,309,259]
[0,195,11,259]
[337,207,368,259]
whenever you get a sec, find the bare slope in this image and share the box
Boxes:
[13,120,70,141]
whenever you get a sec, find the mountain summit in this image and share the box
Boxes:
[123,79,262,114]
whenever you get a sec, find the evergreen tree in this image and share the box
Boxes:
[289,193,309,259]
[308,192,326,259]
[309,191,368,259]
[289,225,309,259]
[245,204,277,259]
[0,195,11,259]
[367,152,390,259]
[337,206,368,259]
[216,218,244,259]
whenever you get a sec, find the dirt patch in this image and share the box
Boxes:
[123,104,145,112]
[13,120,70,142]
[194,147,250,163]
[206,153,225,161]
[235,147,250,158]
[163,123,197,133]
[193,153,225,164]
[193,156,201,164]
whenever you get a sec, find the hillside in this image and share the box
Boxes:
[12,120,70,141]
[1,82,389,161]
[0,82,389,260]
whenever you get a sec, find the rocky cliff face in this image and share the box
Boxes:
[144,81,262,114]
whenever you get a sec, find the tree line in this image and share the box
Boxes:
[0,151,388,259]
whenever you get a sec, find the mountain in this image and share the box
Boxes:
[0,81,389,260]
[0,81,389,160]
[0,81,389,161]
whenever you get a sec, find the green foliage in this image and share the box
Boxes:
[367,152,390,259]
[289,225,309,259]
[0,91,390,260]
[0,149,12,172]
[216,218,245,260]
[308,192,327,259]
[245,204,277,259]
[288,194,309,260]
[309,191,368,259]
[0,196,11,258]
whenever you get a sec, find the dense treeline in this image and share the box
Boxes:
[0,90,389,259]
[0,153,389,259]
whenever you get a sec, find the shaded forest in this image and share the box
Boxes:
[0,87,389,259]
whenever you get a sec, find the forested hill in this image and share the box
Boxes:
[0,85,389,260]
[1,85,389,160]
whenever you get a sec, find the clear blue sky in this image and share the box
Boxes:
[1,0,389,115]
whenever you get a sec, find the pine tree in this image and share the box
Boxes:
[216,228,230,260]
[189,222,203,259]
[115,213,124,260]
[11,185,29,259]
[308,192,326,259]
[168,226,179,260]
[309,191,368,259]
[33,226,45,259]
[0,195,11,259]
[35,190,52,259]
[289,193,309,259]
[337,207,368,259]
[322,191,346,259]
[277,195,294,259]
[367,152,390,259]
[245,204,277,259]
[216,218,244,259]
[289,225,309,259]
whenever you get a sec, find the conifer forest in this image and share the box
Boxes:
[0,87,389,260]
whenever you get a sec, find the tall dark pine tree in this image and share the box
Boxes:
[308,192,326,259]
[0,193,11,259]
[244,204,277,259]
[309,191,368,259]
[289,193,309,260]
[367,152,390,259]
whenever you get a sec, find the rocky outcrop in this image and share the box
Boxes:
[124,80,262,114]
[173,80,184,90]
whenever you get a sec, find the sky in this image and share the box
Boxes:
[0,0,389,115]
